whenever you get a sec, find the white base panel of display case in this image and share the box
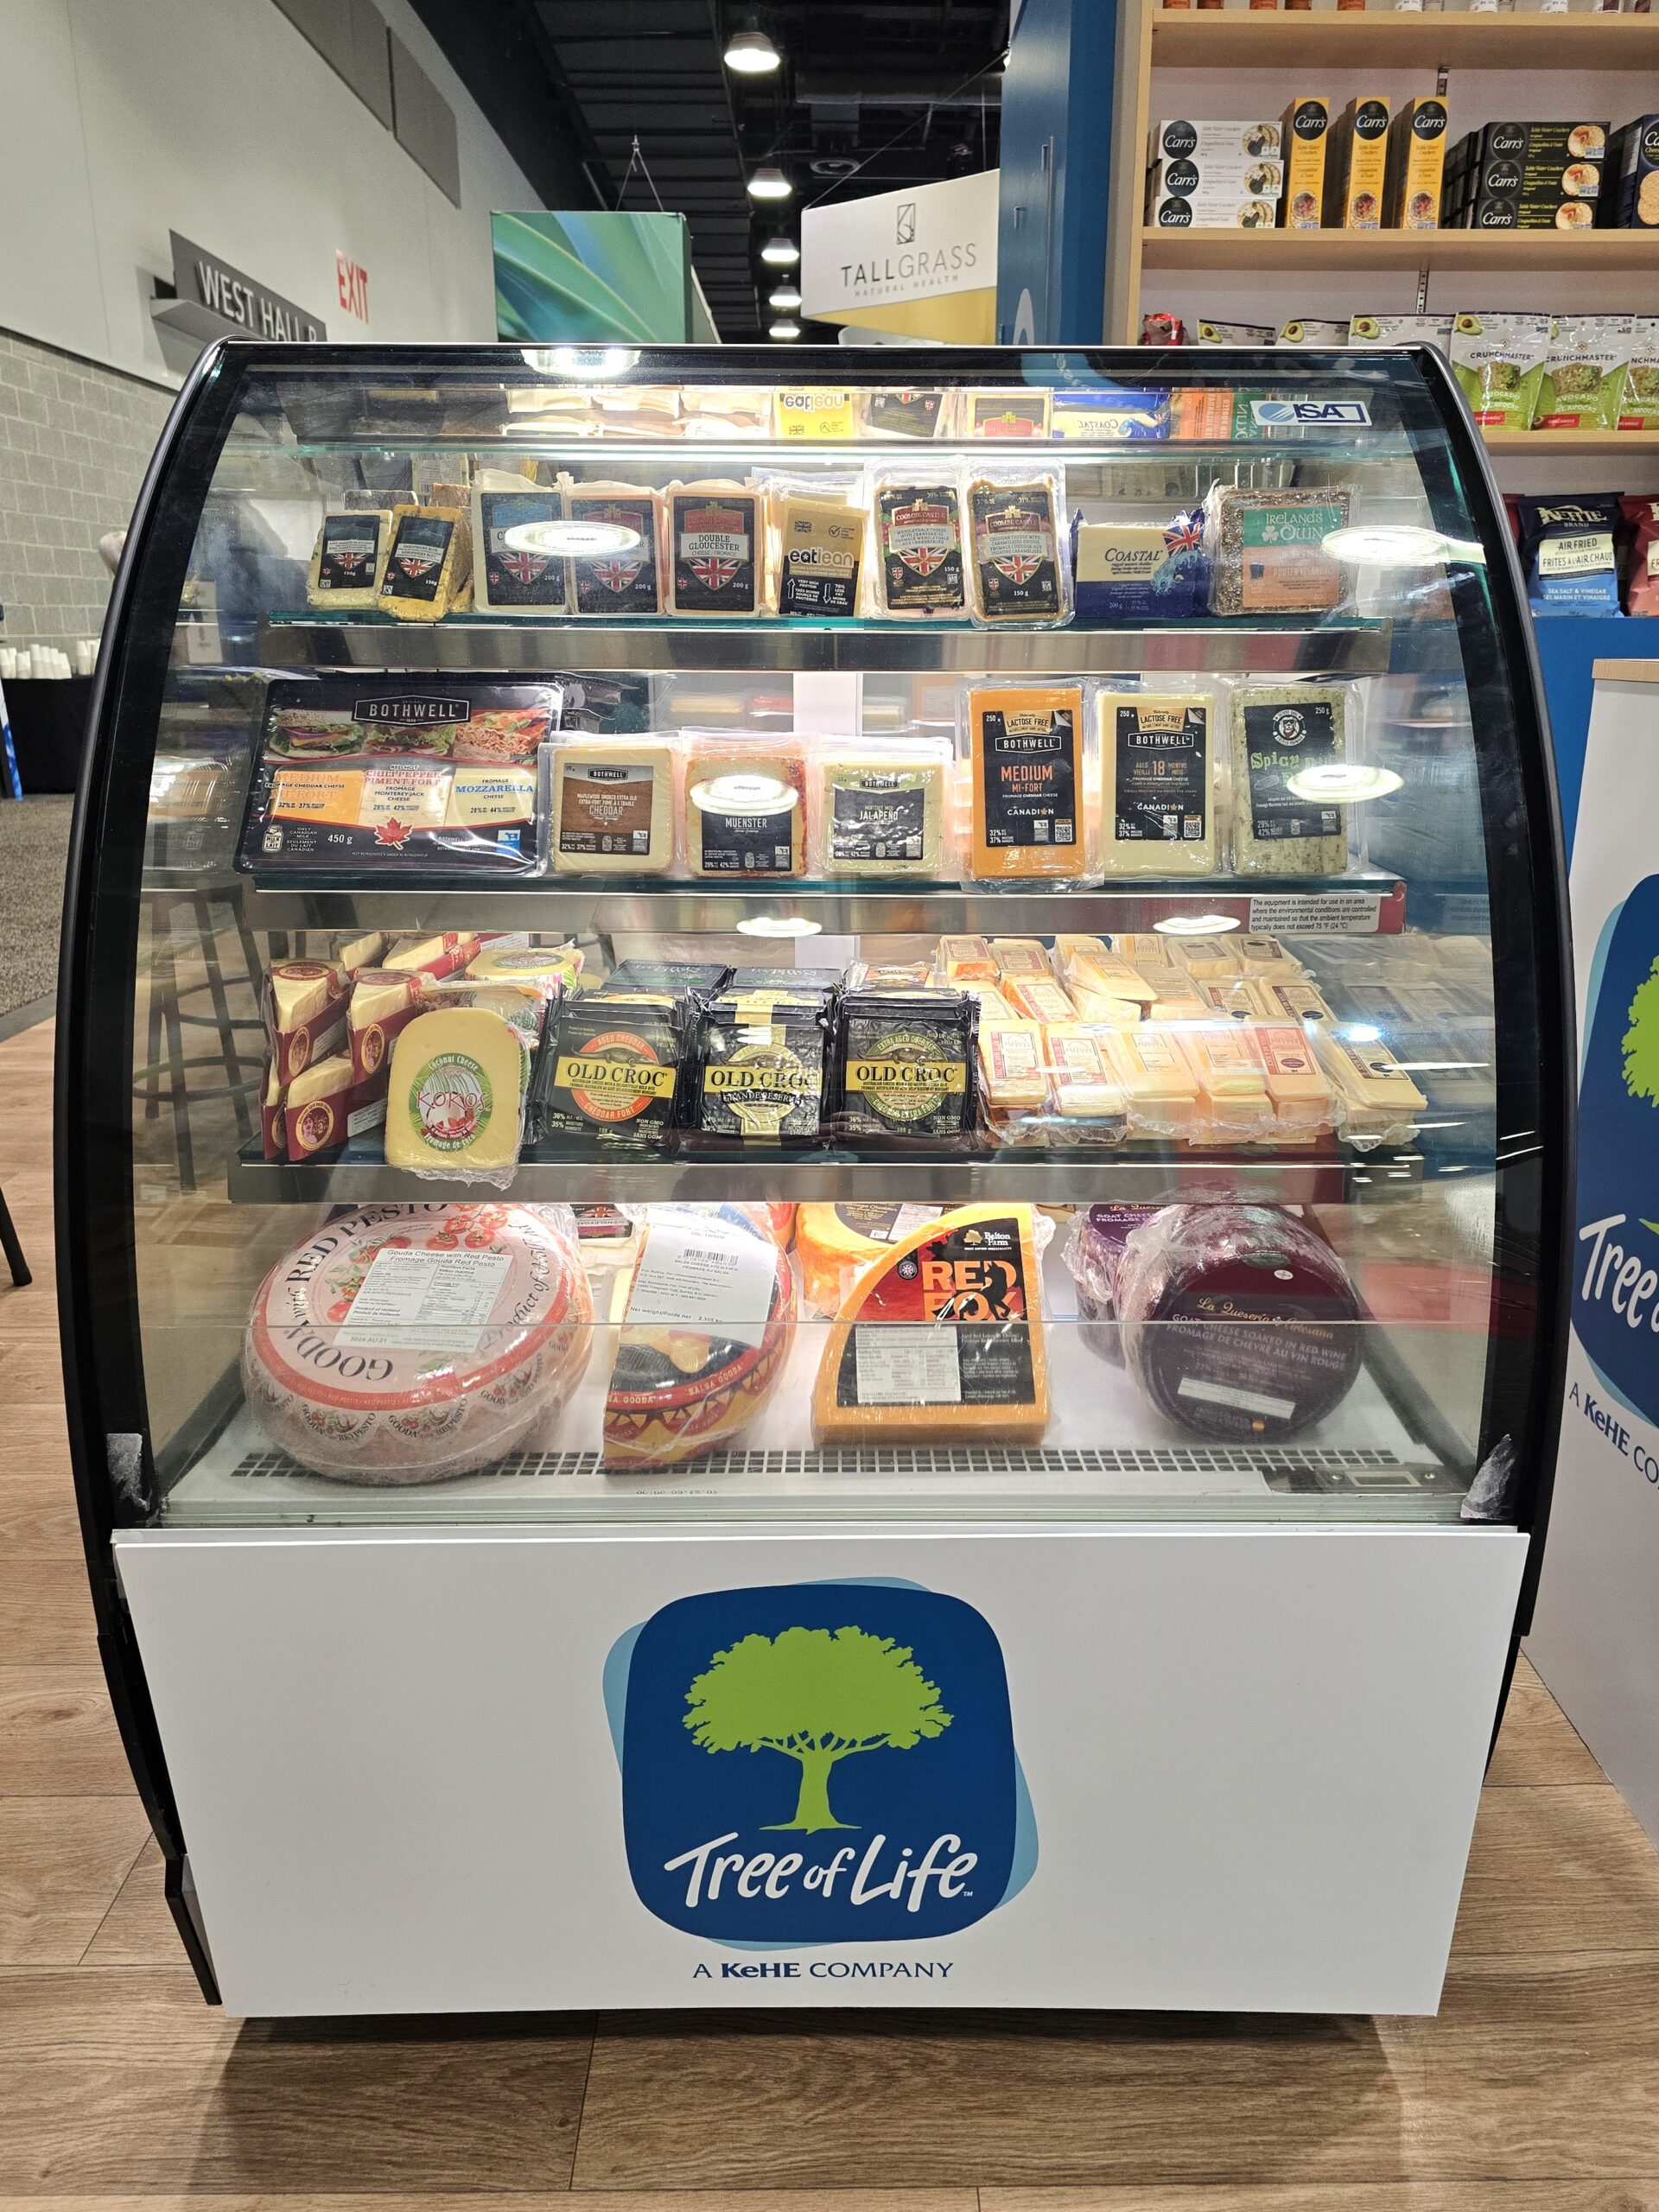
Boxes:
[114,1520,1526,2017]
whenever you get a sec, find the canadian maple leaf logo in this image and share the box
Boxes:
[374,817,414,847]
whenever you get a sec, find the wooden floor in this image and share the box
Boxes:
[5,1016,1659,2209]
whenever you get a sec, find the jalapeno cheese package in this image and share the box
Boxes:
[682,734,808,879]
[544,991,687,1150]
[306,508,392,609]
[1229,683,1350,876]
[965,466,1071,629]
[560,480,665,616]
[964,683,1098,884]
[378,503,472,621]
[689,988,833,1149]
[869,468,968,619]
[812,736,952,880]
[666,480,761,618]
[831,988,980,1152]
[1099,690,1218,877]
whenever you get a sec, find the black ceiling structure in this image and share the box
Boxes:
[416,0,1007,343]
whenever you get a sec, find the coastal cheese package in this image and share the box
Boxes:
[471,477,569,615]
[384,1006,530,1188]
[305,508,392,609]
[1098,690,1218,877]
[548,734,677,876]
[561,480,665,615]
[762,474,868,620]
[811,1203,1051,1449]
[378,502,472,620]
[963,683,1098,884]
[666,480,761,618]
[868,468,968,619]
[812,737,952,880]
[682,734,808,879]
[1229,683,1350,876]
[965,466,1071,628]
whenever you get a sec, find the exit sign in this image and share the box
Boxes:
[335,251,369,321]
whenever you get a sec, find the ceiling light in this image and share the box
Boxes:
[522,345,638,378]
[747,166,793,201]
[767,283,802,310]
[1285,763,1404,804]
[769,319,802,340]
[760,234,800,266]
[1154,912,1241,938]
[724,27,782,73]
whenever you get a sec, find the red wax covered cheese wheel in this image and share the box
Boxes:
[243,1202,591,1483]
[1115,1203,1362,1441]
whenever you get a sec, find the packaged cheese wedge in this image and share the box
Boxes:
[1248,1020,1335,1137]
[869,469,968,619]
[1099,691,1217,877]
[262,958,347,1084]
[306,508,392,609]
[814,739,950,880]
[683,734,807,879]
[989,938,1050,980]
[965,684,1096,884]
[549,734,677,876]
[385,1007,527,1186]
[282,1052,358,1164]
[1310,1023,1427,1147]
[797,1201,944,1316]
[666,480,761,618]
[378,503,472,621]
[383,933,479,981]
[1257,976,1334,1025]
[812,1204,1051,1448]
[1104,1023,1203,1141]
[243,1202,592,1483]
[562,480,665,615]
[603,1211,796,1467]
[1177,1020,1275,1143]
[261,1062,285,1161]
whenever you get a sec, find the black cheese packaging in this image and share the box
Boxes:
[561,481,664,615]
[831,989,981,1152]
[306,509,392,608]
[870,470,967,619]
[378,501,472,620]
[965,468,1071,627]
[689,988,835,1149]
[472,480,569,615]
[667,480,760,618]
[544,991,689,1150]
[238,679,557,878]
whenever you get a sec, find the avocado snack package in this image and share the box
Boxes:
[1451,312,1551,431]
[1532,315,1637,432]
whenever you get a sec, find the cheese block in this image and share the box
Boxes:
[603,1215,795,1467]
[1068,988,1144,1026]
[989,939,1050,980]
[1104,1024,1203,1141]
[1099,691,1217,877]
[938,935,998,984]
[1234,933,1306,978]
[966,684,1094,881]
[1310,1024,1427,1144]
[811,1204,1051,1447]
[683,738,807,878]
[1230,686,1348,876]
[797,1201,944,1316]
[329,930,390,976]
[1044,1025,1128,1126]
[1005,976,1077,1027]
[544,993,683,1149]
[965,474,1067,626]
[384,933,479,980]
[306,509,392,609]
[1066,947,1162,1012]
[1178,1021,1274,1140]
[549,737,676,875]
[1200,976,1273,1020]
[1249,1020,1334,1135]
[263,958,347,1084]
[773,388,859,441]
[1257,976,1334,1024]
[959,980,1022,1028]
[563,481,664,615]
[771,486,868,618]
[1051,932,1109,980]
[667,480,760,618]
[243,1202,591,1483]
[1168,936,1241,983]
[1109,932,1177,972]
[978,1020,1048,1111]
[378,504,472,621]
[283,1052,358,1163]
[871,475,968,618]
[385,1007,525,1179]
[816,744,948,879]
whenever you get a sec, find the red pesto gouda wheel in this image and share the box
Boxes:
[243,1203,592,1483]
[1116,1203,1362,1442]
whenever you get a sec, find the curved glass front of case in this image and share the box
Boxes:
[56,343,1571,1540]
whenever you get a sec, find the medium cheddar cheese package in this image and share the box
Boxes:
[811,1204,1051,1448]
[964,683,1098,884]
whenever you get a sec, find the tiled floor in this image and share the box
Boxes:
[4,1014,1659,2209]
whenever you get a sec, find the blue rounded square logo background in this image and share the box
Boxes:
[613,1580,1021,1944]
[1578,873,1659,1425]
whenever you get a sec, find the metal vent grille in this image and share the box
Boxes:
[227,1445,1445,1495]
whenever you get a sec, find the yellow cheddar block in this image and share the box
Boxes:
[385,1007,524,1176]
[978,1021,1049,1110]
[1312,1025,1427,1141]
[1249,1020,1334,1135]
[1104,1024,1202,1140]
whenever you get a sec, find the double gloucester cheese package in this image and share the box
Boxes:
[548,734,676,876]
[385,1006,529,1188]
[603,1210,795,1469]
[811,1203,1050,1448]
[237,680,556,879]
[870,470,967,619]
[1099,690,1217,877]
[667,480,760,618]
[965,683,1096,883]
[242,1202,591,1484]
[966,470,1070,628]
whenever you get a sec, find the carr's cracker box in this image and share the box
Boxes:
[1384,97,1446,231]
[1281,97,1329,229]
[1325,97,1391,232]
[1605,115,1659,229]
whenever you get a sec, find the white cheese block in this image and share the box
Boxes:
[550,738,676,876]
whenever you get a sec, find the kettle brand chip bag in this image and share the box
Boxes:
[1517,494,1624,616]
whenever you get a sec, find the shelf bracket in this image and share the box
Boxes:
[1416,261,1431,315]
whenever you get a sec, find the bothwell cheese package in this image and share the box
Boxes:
[811,1204,1050,1448]
[964,683,1096,882]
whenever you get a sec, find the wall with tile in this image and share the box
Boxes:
[0,328,170,654]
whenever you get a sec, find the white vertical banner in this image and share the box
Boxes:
[801,171,999,325]
[1529,666,1659,1847]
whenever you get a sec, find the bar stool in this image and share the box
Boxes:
[133,881,264,1193]
[0,1182,28,1287]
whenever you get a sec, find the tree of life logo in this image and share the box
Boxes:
[611,1580,1027,1944]
[1622,955,1659,1115]
[683,1625,952,1834]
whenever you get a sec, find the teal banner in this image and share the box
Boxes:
[492,211,694,343]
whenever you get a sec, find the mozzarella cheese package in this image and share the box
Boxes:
[549,736,676,875]
[683,736,808,878]
[306,509,392,608]
[811,1204,1051,1447]
[378,503,472,621]
[815,741,950,880]
[385,1007,526,1185]
[966,684,1096,883]
[243,1203,591,1483]
[1099,691,1217,876]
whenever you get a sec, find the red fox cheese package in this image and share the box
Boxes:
[603,1210,796,1467]
[1113,1203,1362,1442]
[242,1203,592,1483]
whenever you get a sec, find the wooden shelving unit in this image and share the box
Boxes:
[1483,429,1659,454]
[1140,228,1659,276]
[1149,11,1659,71]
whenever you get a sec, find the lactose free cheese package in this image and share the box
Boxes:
[963,683,1098,884]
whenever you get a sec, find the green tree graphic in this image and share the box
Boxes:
[683,1624,953,1834]
[1623,957,1659,1107]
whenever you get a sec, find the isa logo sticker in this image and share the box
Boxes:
[607,1580,1032,1944]
[1576,870,1659,1425]
[1251,397,1371,428]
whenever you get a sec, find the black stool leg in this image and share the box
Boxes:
[195,896,253,1143]
[0,1184,29,1289]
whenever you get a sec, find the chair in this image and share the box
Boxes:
[0,1182,29,1287]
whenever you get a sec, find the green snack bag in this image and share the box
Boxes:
[1620,321,1659,433]
[1532,315,1637,432]
[1451,312,1551,431]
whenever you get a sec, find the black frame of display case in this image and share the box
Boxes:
[54,340,1574,2004]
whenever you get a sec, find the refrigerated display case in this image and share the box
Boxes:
[59,342,1572,2016]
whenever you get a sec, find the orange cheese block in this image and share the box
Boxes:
[811,1203,1050,1447]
